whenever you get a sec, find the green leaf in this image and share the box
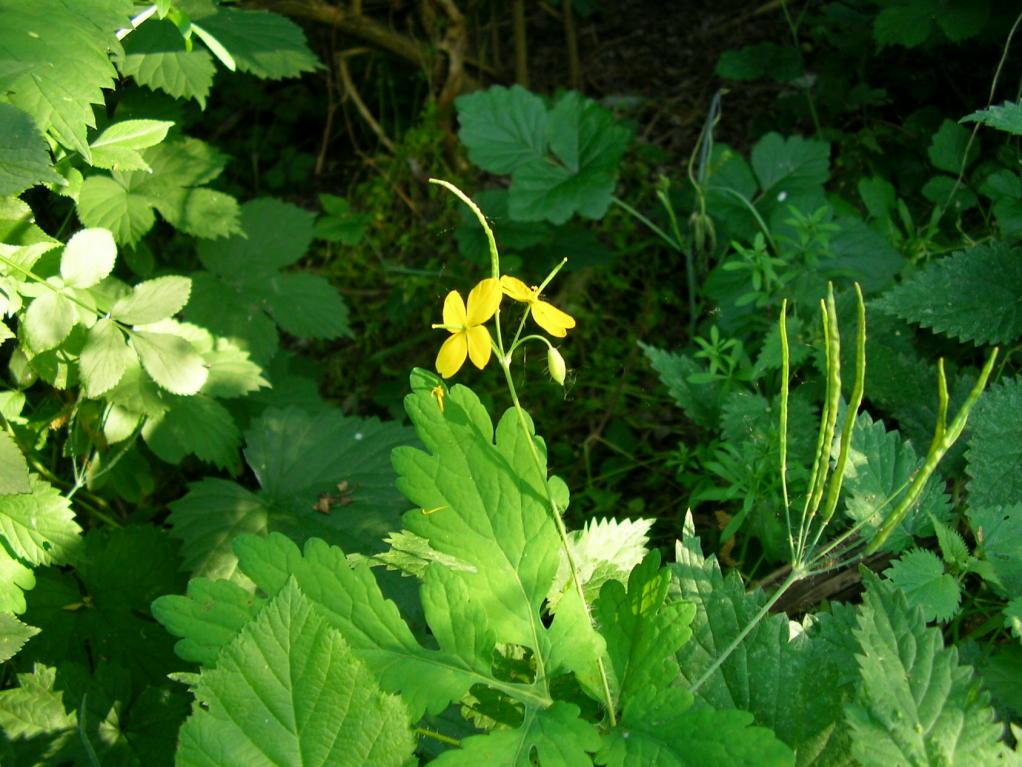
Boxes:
[962,101,1022,136]
[23,291,77,352]
[152,186,242,240]
[0,475,81,566]
[256,271,352,339]
[111,275,192,325]
[142,394,240,469]
[596,686,795,767]
[116,18,215,106]
[455,85,548,174]
[197,197,315,277]
[639,342,722,429]
[315,194,372,244]
[968,505,1022,598]
[750,132,830,200]
[928,119,979,173]
[845,572,1008,765]
[79,318,134,397]
[177,580,415,767]
[151,577,265,667]
[0,431,30,495]
[858,175,897,221]
[89,119,175,171]
[874,1,933,48]
[0,103,62,195]
[509,91,632,223]
[199,337,269,399]
[966,377,1022,509]
[884,549,961,622]
[0,612,40,663]
[0,664,76,765]
[0,550,36,613]
[76,174,157,245]
[842,411,951,552]
[129,328,208,395]
[715,42,803,82]
[195,8,321,79]
[60,227,117,289]
[433,702,600,767]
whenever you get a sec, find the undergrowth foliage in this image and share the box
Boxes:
[2,0,1022,764]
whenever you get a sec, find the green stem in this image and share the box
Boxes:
[610,197,682,253]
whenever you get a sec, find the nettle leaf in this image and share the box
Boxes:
[509,91,633,223]
[176,580,415,767]
[842,411,951,552]
[116,18,215,106]
[845,572,1009,765]
[187,198,348,361]
[962,100,1022,136]
[111,275,191,325]
[0,0,129,158]
[671,513,856,766]
[876,243,1022,345]
[89,119,175,172]
[968,505,1022,598]
[0,430,30,495]
[168,407,414,581]
[196,7,321,79]
[966,377,1022,508]
[60,227,116,289]
[80,318,133,397]
[77,137,240,245]
[0,475,81,567]
[884,549,961,623]
[0,613,39,663]
[129,328,209,395]
[0,103,63,196]
[23,291,77,352]
[456,84,548,173]
[639,341,722,429]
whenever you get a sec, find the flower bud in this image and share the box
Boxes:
[547,346,567,386]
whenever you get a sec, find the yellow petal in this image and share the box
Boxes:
[466,278,502,325]
[500,275,535,304]
[442,290,467,328]
[436,332,468,378]
[466,325,493,369]
[531,300,576,338]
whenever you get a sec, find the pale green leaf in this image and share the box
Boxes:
[129,328,208,395]
[176,580,415,767]
[142,394,240,469]
[257,271,351,339]
[24,291,76,352]
[79,318,133,397]
[884,549,961,622]
[0,550,35,613]
[0,613,40,663]
[76,174,156,245]
[966,377,1022,508]
[200,338,269,399]
[846,573,1008,766]
[195,8,321,79]
[60,227,116,288]
[0,475,81,566]
[116,18,215,106]
[962,101,1022,136]
[89,118,174,171]
[111,275,192,325]
[455,84,548,174]
[1005,598,1022,641]
[0,103,62,196]
[0,431,30,495]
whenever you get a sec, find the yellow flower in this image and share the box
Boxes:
[432,278,501,378]
[500,275,576,338]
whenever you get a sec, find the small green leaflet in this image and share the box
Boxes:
[176,581,415,767]
[0,475,81,568]
[315,194,372,244]
[0,103,63,196]
[60,228,116,289]
[883,549,961,622]
[88,119,174,172]
[23,291,76,353]
[128,328,209,396]
[110,275,191,325]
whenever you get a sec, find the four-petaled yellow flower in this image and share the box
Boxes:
[500,276,576,338]
[433,278,502,378]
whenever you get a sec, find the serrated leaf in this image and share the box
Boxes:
[966,377,1022,509]
[129,328,208,395]
[151,186,241,240]
[197,197,315,277]
[455,85,548,174]
[930,514,970,570]
[0,431,30,495]
[195,8,321,79]
[639,341,722,429]
[79,318,133,397]
[185,271,280,363]
[884,549,961,622]
[76,174,157,245]
[0,475,81,566]
[968,505,1022,598]
[750,132,830,199]
[928,119,979,173]
[846,572,1008,766]
[116,18,215,106]
[0,103,63,196]
[24,291,77,352]
[111,275,192,324]
[962,101,1022,136]
[60,227,116,288]
[200,338,269,399]
[176,580,415,767]
[433,702,600,767]
[256,271,351,339]
[0,550,36,613]
[0,612,40,663]
[0,664,76,764]
[878,243,1022,344]
[142,394,240,469]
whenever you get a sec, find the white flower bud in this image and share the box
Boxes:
[547,346,566,385]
